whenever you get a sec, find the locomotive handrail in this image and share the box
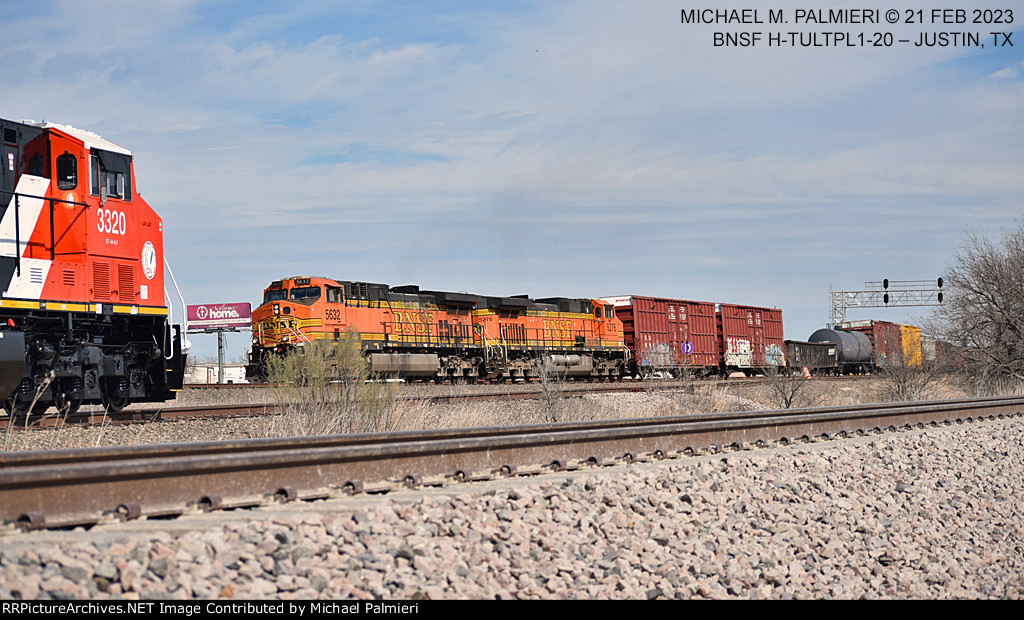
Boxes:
[0,188,88,206]
[1,189,88,277]
[163,256,190,355]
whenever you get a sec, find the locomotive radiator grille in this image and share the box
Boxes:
[93,262,111,301]
[118,264,135,303]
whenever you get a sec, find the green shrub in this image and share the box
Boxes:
[263,334,401,436]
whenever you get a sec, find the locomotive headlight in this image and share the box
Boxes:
[273,304,280,315]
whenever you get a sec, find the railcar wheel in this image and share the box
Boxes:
[3,400,24,418]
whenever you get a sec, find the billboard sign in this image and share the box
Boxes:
[187,302,251,332]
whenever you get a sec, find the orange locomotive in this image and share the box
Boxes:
[248,276,627,382]
[0,118,185,414]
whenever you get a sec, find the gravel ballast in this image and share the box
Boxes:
[1,417,1022,599]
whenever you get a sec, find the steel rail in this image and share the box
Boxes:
[4,395,1021,466]
[2,396,1022,530]
[1,403,275,429]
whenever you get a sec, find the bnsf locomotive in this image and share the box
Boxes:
[248,276,627,382]
[0,118,185,415]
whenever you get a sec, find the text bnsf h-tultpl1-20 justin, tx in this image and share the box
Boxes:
[681,7,1014,48]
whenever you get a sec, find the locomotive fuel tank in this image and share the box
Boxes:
[0,331,25,399]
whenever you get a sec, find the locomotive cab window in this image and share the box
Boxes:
[290,286,321,301]
[326,286,343,303]
[264,289,288,303]
[594,308,601,319]
[90,150,132,201]
[605,306,614,319]
[56,153,77,190]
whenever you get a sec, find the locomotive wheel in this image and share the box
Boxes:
[3,399,29,418]
[53,385,82,417]
[101,380,129,412]
[3,398,46,420]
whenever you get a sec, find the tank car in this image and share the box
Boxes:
[808,328,873,373]
[248,276,628,382]
[0,118,186,415]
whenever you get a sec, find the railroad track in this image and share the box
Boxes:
[0,403,275,428]
[3,374,874,428]
[1,395,1021,531]
[183,374,867,391]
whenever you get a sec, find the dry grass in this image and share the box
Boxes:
[254,371,978,438]
[253,336,403,438]
[5,371,1000,452]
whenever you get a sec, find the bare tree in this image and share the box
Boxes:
[760,365,818,409]
[931,223,1024,383]
[874,352,949,402]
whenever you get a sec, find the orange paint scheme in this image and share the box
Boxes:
[248,277,627,382]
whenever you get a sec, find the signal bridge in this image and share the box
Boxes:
[830,279,944,326]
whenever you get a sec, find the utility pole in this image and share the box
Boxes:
[830,279,944,326]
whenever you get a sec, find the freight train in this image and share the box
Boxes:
[247,280,796,382]
[248,278,950,383]
[0,118,186,415]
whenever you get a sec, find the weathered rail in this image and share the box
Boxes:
[2,396,1021,530]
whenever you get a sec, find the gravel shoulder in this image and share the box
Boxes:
[1,416,1022,599]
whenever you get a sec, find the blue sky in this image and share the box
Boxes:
[3,0,1021,362]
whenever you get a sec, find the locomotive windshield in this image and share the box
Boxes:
[290,286,321,301]
[90,149,132,201]
[264,289,287,303]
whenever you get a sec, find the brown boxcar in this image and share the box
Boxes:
[601,295,720,377]
[844,319,902,367]
[716,303,785,373]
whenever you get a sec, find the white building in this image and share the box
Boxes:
[185,363,249,384]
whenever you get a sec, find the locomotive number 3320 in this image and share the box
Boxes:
[96,208,127,235]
